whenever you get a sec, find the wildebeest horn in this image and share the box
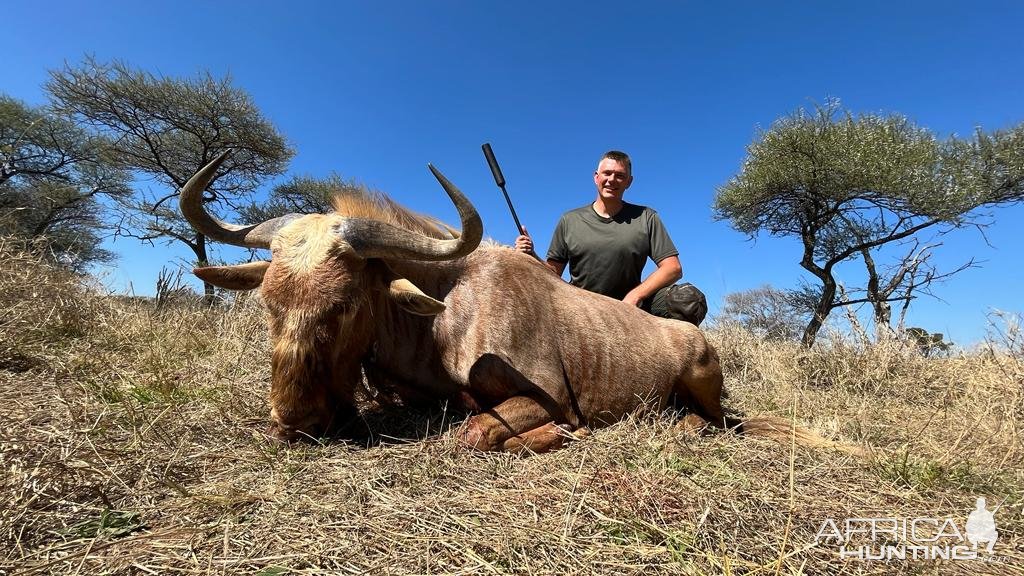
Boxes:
[179,150,301,249]
[335,164,483,261]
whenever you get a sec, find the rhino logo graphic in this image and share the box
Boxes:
[965,497,998,554]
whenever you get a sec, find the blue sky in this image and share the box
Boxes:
[4,1,1022,344]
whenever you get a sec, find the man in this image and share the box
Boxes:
[515,150,706,325]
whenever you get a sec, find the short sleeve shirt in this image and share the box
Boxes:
[546,202,678,300]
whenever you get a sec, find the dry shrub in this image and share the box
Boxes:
[0,237,103,372]
[1,260,1022,574]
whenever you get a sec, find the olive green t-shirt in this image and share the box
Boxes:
[546,202,678,300]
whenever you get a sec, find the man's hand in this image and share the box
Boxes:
[622,256,681,308]
[514,226,535,255]
[623,288,644,307]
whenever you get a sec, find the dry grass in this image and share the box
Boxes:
[1,239,1021,575]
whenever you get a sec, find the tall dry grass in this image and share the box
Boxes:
[1,238,1021,575]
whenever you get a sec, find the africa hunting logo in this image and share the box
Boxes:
[815,497,1001,561]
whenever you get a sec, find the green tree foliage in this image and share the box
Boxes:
[715,101,1024,347]
[46,57,293,296]
[904,327,952,357]
[238,174,361,224]
[0,95,130,270]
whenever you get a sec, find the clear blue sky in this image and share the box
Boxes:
[4,1,1022,344]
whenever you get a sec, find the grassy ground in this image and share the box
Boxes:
[2,239,1021,575]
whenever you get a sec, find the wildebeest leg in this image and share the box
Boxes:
[502,422,591,453]
[672,361,731,433]
[459,395,578,453]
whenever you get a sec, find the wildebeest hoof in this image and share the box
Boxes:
[457,419,495,451]
[677,413,713,436]
[569,426,592,440]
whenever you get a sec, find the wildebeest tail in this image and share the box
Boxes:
[734,415,865,457]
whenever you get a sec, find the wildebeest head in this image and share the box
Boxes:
[179,151,482,437]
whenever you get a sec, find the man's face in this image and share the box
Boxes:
[594,158,633,202]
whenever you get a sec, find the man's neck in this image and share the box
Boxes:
[592,198,623,218]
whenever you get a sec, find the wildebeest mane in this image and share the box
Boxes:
[331,188,458,240]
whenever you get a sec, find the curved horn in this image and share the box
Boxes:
[179,150,301,249]
[337,164,483,261]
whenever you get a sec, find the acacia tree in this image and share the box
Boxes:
[715,101,1024,347]
[0,94,130,269]
[46,57,293,297]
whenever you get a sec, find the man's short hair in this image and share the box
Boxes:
[600,150,632,174]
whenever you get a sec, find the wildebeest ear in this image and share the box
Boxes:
[388,277,446,316]
[193,261,270,291]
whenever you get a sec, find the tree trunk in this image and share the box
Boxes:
[799,226,834,348]
[873,300,893,340]
[861,248,893,340]
[801,276,836,348]
[192,233,216,305]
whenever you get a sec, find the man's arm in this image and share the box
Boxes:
[516,226,567,277]
[622,255,681,307]
[545,259,567,277]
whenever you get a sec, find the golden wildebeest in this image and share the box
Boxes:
[183,152,851,454]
